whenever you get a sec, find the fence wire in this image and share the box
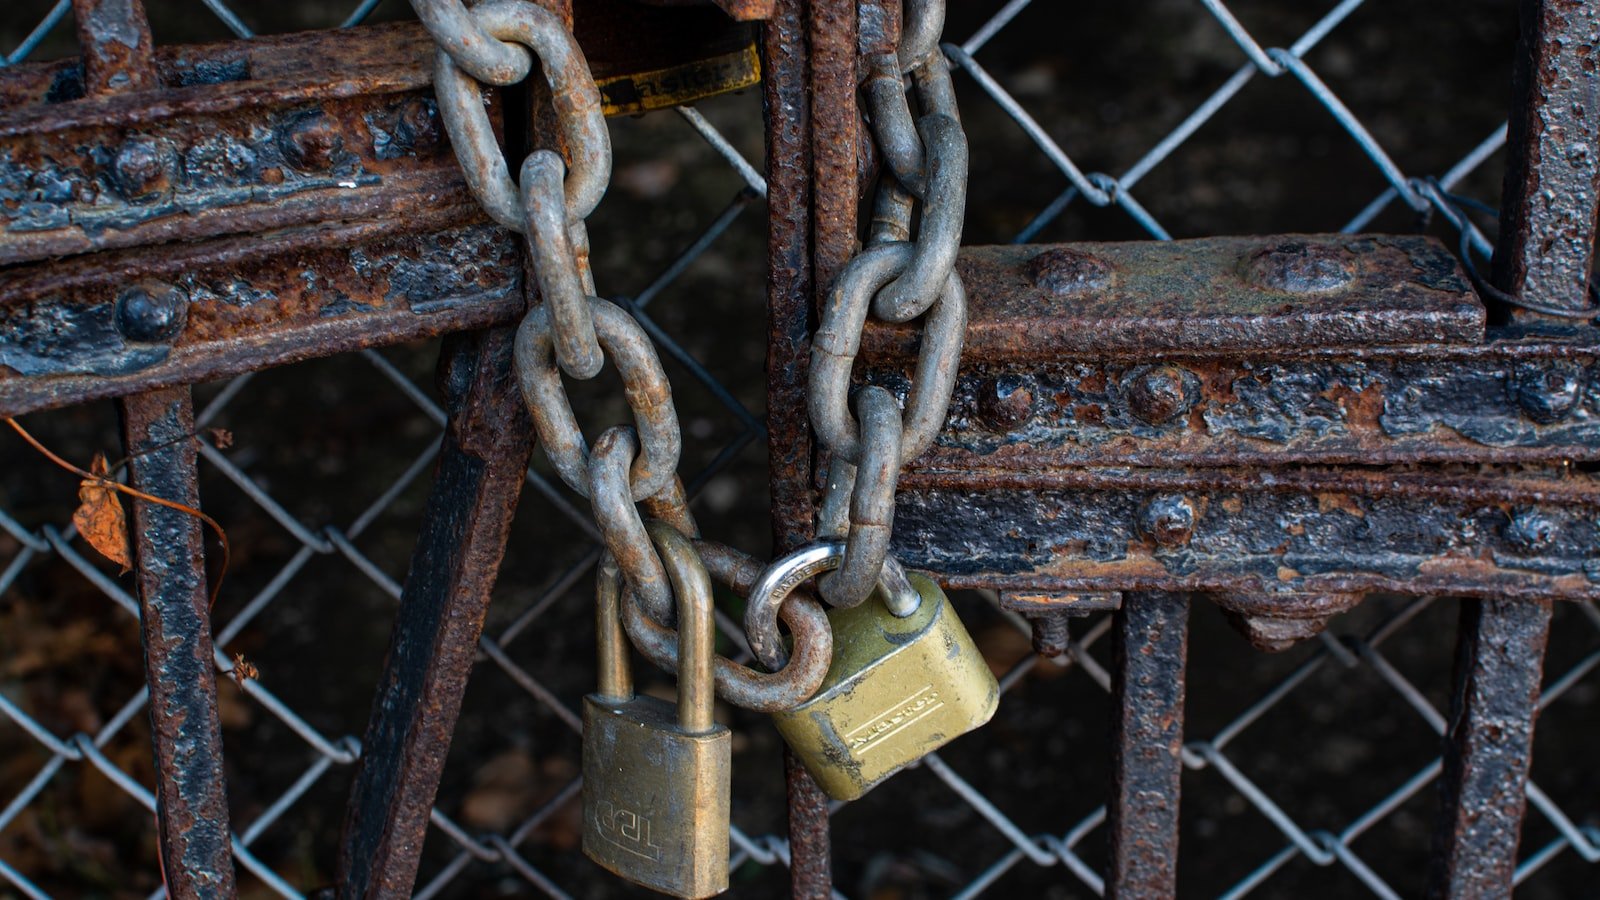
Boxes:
[2,1,1598,898]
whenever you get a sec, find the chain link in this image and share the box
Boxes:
[418,0,848,712]
[420,0,967,703]
[623,537,836,712]
[429,0,610,231]
[783,0,970,615]
[516,297,681,501]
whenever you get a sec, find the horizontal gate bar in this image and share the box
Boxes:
[892,463,1600,605]
[858,236,1600,468]
[0,11,760,416]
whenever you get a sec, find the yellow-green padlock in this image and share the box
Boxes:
[582,525,730,898]
[747,542,999,801]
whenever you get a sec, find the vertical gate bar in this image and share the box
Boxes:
[336,328,535,899]
[71,0,160,94]
[1492,0,1600,319]
[764,0,834,892]
[119,389,239,898]
[1427,2,1596,893]
[762,0,815,555]
[1107,591,1189,899]
[76,0,240,894]
[1428,598,1553,897]
[339,4,567,891]
[790,0,861,892]
[808,0,859,284]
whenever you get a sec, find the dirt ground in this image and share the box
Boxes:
[1,1,1596,898]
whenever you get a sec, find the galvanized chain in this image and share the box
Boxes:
[416,0,833,710]
[768,0,969,637]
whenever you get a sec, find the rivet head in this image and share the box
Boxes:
[1125,364,1197,425]
[1139,494,1196,547]
[115,282,188,342]
[1512,361,1585,424]
[1505,508,1556,553]
[1243,241,1355,293]
[279,111,343,171]
[977,375,1034,430]
[397,96,441,153]
[1029,247,1112,297]
[110,136,172,201]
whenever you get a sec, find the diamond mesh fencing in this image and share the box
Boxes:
[2,1,1598,899]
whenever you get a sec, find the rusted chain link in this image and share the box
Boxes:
[429,0,610,231]
[516,297,681,502]
[745,0,970,625]
[427,0,609,378]
[411,0,532,85]
[420,0,838,711]
[809,242,966,467]
[623,533,835,712]
[421,0,967,708]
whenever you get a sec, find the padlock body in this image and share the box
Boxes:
[771,573,999,800]
[582,694,731,898]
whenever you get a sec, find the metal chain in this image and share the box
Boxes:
[415,0,833,711]
[789,0,969,625]
[417,0,969,709]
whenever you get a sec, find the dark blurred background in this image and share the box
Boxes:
[1,2,1596,898]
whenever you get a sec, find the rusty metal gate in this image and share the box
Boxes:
[2,0,1598,898]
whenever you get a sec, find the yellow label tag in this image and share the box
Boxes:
[596,44,761,118]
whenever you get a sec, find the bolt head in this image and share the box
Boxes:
[110,136,172,201]
[1243,241,1355,293]
[1512,361,1585,424]
[280,111,343,171]
[1505,508,1557,553]
[1125,365,1196,425]
[1138,494,1196,547]
[1029,247,1112,297]
[115,282,188,342]
[397,97,442,153]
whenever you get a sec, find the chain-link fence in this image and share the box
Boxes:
[2,1,1598,898]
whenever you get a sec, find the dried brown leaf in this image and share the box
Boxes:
[73,454,132,574]
[230,653,259,687]
[208,428,234,450]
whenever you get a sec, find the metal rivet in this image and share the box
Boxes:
[1126,365,1196,425]
[1029,247,1112,297]
[115,282,189,342]
[280,111,343,171]
[111,136,172,200]
[1512,361,1585,424]
[398,96,442,153]
[1505,508,1557,553]
[1243,241,1355,293]
[1138,494,1196,547]
[977,375,1034,430]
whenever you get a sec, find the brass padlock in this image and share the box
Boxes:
[582,524,730,898]
[749,543,999,801]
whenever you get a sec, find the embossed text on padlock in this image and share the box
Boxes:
[582,524,730,898]
[749,543,999,801]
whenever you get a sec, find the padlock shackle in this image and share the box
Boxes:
[742,541,921,672]
[644,520,717,735]
[594,556,633,701]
